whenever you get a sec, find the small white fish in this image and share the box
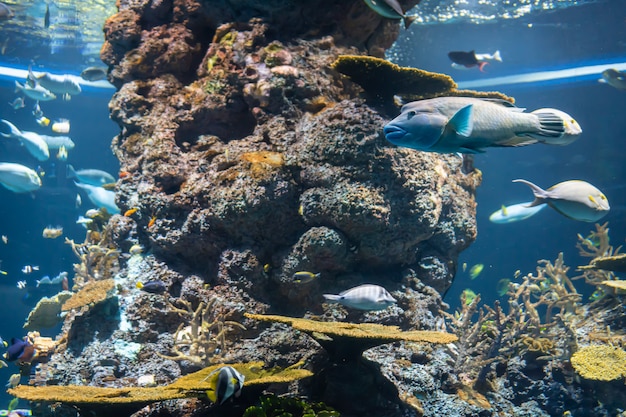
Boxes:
[21,265,39,274]
[489,201,546,224]
[17,280,27,289]
[323,284,397,311]
[51,119,70,134]
[76,215,93,228]
[76,194,82,208]
[513,179,610,222]
[1,235,7,244]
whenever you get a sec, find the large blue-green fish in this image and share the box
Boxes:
[0,162,42,193]
[489,201,546,224]
[513,179,609,222]
[383,97,582,154]
[14,81,56,101]
[28,68,82,96]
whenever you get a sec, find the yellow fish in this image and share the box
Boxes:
[293,271,320,284]
[468,263,484,280]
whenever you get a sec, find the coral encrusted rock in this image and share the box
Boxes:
[37,1,486,416]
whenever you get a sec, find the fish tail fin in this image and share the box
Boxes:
[14,81,21,94]
[135,282,143,289]
[0,119,20,138]
[66,164,76,179]
[478,62,488,72]
[323,294,341,302]
[529,109,565,140]
[403,15,417,29]
[492,50,502,62]
[513,179,548,205]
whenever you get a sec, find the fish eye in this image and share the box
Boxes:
[600,194,607,200]
[407,111,416,120]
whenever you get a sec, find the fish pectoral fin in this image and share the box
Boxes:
[448,104,473,137]
[457,146,484,154]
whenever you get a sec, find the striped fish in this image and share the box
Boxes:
[205,366,245,405]
[323,284,397,311]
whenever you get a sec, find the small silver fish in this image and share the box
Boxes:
[513,179,610,222]
[384,97,581,154]
[323,284,396,311]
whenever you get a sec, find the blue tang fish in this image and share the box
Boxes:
[383,97,582,154]
[4,338,37,363]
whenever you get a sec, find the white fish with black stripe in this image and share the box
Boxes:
[204,366,245,405]
[323,284,397,311]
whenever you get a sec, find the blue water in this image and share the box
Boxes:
[391,0,626,308]
[0,0,625,411]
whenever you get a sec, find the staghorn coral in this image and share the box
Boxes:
[159,297,246,366]
[570,345,626,381]
[65,225,120,288]
[9,361,313,417]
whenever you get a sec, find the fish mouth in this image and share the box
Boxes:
[383,125,407,143]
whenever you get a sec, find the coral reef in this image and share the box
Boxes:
[61,279,115,311]
[570,345,626,381]
[24,291,73,330]
[9,361,313,417]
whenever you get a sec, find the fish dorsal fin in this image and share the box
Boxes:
[480,98,524,110]
[448,104,473,137]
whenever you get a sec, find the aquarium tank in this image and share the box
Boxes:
[0,1,625,416]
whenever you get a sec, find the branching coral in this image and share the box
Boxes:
[159,298,246,366]
[65,226,120,288]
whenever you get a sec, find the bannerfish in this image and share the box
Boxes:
[489,201,546,224]
[0,119,50,161]
[362,0,416,28]
[80,67,108,82]
[28,68,81,96]
[3,338,37,363]
[513,179,610,222]
[74,181,120,214]
[68,165,115,186]
[204,366,245,405]
[448,50,502,71]
[136,280,166,294]
[323,284,397,311]
[41,134,75,150]
[383,97,581,154]
[599,68,626,90]
[0,163,42,193]
[14,81,56,101]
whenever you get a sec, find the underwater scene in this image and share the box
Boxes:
[0,0,625,416]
